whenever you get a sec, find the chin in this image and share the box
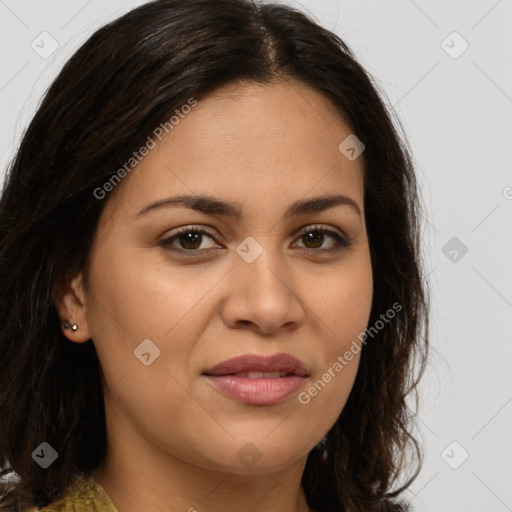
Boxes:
[206,440,310,475]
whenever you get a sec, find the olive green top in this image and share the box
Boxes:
[28,473,119,512]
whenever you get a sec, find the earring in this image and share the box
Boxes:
[63,321,78,332]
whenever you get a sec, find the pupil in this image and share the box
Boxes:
[180,232,201,250]
[304,232,323,249]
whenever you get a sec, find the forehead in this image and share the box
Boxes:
[103,79,365,221]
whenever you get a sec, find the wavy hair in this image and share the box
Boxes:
[0,0,430,510]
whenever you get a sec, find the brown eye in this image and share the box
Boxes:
[175,231,203,250]
[294,227,351,254]
[159,225,351,257]
[160,227,219,254]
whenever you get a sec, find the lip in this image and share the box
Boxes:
[203,353,309,377]
[202,353,309,406]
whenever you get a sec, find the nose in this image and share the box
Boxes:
[220,248,306,335]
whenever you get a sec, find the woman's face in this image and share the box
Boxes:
[65,79,373,475]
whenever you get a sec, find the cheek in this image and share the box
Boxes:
[84,243,227,399]
[302,254,372,410]
[86,243,205,338]
[84,247,208,447]
[310,254,373,346]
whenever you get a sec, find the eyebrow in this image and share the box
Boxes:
[135,193,361,219]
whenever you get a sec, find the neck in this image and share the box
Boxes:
[91,449,312,512]
[91,394,312,512]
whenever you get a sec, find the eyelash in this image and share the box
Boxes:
[159,224,352,257]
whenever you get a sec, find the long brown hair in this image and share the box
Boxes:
[0,0,429,510]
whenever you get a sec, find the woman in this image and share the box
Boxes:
[0,0,430,510]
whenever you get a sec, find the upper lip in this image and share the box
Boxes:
[203,353,309,377]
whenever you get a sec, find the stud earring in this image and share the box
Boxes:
[63,321,78,332]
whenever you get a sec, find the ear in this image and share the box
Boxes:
[53,272,91,343]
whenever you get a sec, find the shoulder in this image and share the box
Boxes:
[44,473,118,512]
[16,473,118,512]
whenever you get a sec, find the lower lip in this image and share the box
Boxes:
[203,374,306,405]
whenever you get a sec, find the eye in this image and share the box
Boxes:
[159,226,219,256]
[292,225,352,255]
[159,225,352,257]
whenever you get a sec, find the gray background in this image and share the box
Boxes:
[1,1,511,510]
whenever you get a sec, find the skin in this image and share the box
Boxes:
[56,78,373,512]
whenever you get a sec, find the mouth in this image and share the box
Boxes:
[215,371,297,378]
[202,352,309,377]
[202,353,309,405]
